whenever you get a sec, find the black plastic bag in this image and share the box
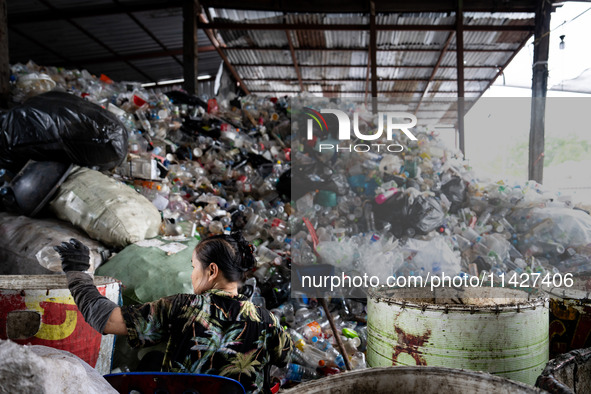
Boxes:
[275,168,291,202]
[374,193,445,237]
[410,195,445,234]
[0,92,128,172]
[164,90,207,109]
[440,176,466,213]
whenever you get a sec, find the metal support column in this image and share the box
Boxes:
[369,1,378,113]
[0,0,9,107]
[529,0,551,183]
[183,0,199,95]
[456,0,465,155]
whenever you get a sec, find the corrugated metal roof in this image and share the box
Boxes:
[75,14,157,54]
[377,51,441,66]
[300,67,368,80]
[14,20,112,60]
[236,65,297,80]
[132,9,184,49]
[7,1,539,101]
[51,0,111,8]
[297,51,368,66]
[211,8,534,100]
[440,51,511,67]
[377,67,433,80]
[226,49,292,65]
[8,0,221,84]
[7,0,46,13]
[208,8,283,21]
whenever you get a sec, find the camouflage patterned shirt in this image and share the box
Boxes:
[121,289,293,393]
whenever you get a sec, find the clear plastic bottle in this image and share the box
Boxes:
[290,346,311,367]
[35,245,67,272]
[356,325,368,352]
[275,363,319,383]
[349,351,367,370]
[283,304,296,327]
[342,337,361,355]
[311,336,345,369]
[461,226,480,242]
[297,320,323,341]
[286,327,305,343]
[295,308,320,325]
[257,245,282,265]
[296,340,329,368]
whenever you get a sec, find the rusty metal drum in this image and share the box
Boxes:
[284,366,544,394]
[543,272,591,359]
[366,287,549,386]
[536,347,591,393]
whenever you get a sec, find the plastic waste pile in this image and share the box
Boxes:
[269,297,369,387]
[288,96,591,289]
[2,61,591,388]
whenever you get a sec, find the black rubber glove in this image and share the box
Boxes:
[54,238,91,273]
[54,238,118,335]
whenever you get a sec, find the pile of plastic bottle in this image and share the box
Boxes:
[8,61,591,387]
[267,296,368,385]
[287,95,591,286]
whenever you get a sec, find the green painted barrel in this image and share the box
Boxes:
[367,287,549,386]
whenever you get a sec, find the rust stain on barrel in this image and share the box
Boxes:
[392,325,432,366]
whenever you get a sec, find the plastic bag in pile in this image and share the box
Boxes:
[0,91,128,173]
[514,207,591,249]
[0,212,107,275]
[96,237,198,304]
[403,236,462,276]
[0,340,117,394]
[49,166,161,249]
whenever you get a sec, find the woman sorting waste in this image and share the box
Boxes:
[54,233,293,394]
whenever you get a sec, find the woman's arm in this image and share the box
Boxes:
[103,307,128,336]
[55,239,123,335]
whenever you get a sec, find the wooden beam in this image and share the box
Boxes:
[529,0,551,183]
[200,0,542,13]
[240,78,491,82]
[457,0,466,155]
[414,32,454,115]
[198,13,250,95]
[183,0,199,94]
[203,21,534,32]
[249,89,484,94]
[8,0,184,24]
[364,51,371,105]
[234,63,498,69]
[0,0,8,107]
[285,30,303,92]
[224,47,516,53]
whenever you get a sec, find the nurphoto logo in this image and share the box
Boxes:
[304,107,418,153]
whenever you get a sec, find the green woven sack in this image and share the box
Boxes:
[96,237,198,304]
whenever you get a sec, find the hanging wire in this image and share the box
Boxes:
[531,5,591,46]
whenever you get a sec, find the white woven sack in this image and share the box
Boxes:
[50,166,161,248]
